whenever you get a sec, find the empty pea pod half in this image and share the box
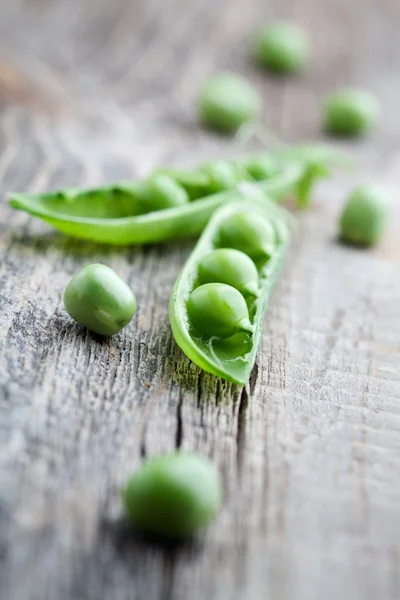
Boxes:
[8,146,344,246]
[169,189,296,385]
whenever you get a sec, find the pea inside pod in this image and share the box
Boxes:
[240,155,280,181]
[199,161,242,193]
[152,167,211,200]
[217,211,277,261]
[135,174,189,213]
[197,248,259,297]
[187,282,254,339]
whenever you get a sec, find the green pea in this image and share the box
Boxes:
[122,452,222,539]
[253,22,310,74]
[240,155,279,181]
[187,283,253,339]
[152,167,210,200]
[63,264,137,336]
[198,71,261,134]
[136,174,189,213]
[199,161,240,193]
[217,212,276,261]
[197,249,259,297]
[323,89,380,137]
[339,185,388,247]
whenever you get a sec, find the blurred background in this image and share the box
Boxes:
[1,2,400,600]
[0,0,399,181]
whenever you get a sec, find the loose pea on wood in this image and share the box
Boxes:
[122,452,222,539]
[339,185,388,247]
[197,71,261,133]
[63,264,137,336]
[323,89,380,137]
[253,21,310,74]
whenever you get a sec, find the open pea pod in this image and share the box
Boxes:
[8,162,302,245]
[169,191,296,385]
[9,144,346,244]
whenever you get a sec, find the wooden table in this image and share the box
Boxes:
[1,1,400,599]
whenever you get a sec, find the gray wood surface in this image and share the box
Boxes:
[1,1,400,599]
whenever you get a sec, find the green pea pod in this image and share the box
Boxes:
[9,145,348,244]
[8,162,302,245]
[169,193,296,385]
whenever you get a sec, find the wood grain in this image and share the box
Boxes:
[1,1,400,599]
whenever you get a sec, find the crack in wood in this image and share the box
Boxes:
[236,386,248,481]
[249,362,259,396]
[175,390,184,450]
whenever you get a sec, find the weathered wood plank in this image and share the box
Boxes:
[0,1,400,599]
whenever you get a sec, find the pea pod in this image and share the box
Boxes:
[9,146,344,245]
[9,161,301,245]
[169,192,295,385]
